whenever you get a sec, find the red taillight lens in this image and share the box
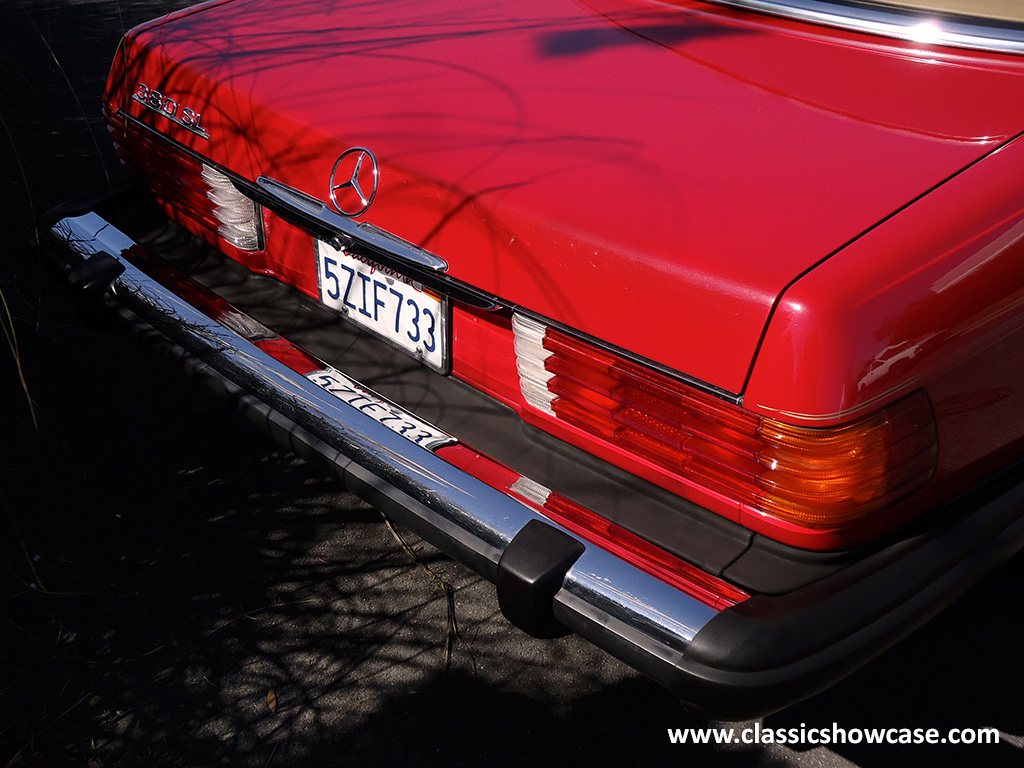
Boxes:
[513,314,938,531]
[525,480,750,610]
[115,124,262,251]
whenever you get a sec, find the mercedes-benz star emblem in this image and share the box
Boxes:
[329,147,379,217]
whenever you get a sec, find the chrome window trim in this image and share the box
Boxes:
[701,0,1024,54]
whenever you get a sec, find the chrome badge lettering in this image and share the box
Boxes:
[132,83,209,140]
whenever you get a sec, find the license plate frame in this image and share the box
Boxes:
[314,239,449,373]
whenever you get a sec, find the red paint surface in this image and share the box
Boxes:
[115,0,1024,394]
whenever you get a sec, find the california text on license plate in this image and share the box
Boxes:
[315,239,448,372]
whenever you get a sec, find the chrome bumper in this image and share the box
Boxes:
[49,210,719,688]
[46,205,1024,719]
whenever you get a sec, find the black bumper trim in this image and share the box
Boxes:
[674,465,1024,718]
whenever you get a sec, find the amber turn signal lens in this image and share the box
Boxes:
[512,314,938,531]
[751,395,937,527]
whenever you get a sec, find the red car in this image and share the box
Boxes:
[43,0,1024,717]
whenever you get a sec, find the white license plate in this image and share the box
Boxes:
[315,239,448,372]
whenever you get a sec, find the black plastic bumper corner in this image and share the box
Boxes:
[671,465,1024,719]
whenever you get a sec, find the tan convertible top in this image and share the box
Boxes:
[866,2,1024,24]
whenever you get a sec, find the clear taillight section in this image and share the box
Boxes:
[513,314,938,531]
[114,124,262,252]
[201,165,261,250]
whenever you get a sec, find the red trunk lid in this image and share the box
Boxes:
[118,0,1024,394]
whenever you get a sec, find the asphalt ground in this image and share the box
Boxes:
[1,1,1023,766]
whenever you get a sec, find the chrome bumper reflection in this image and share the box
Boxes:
[50,211,720,687]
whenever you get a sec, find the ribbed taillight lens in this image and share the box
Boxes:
[116,125,262,251]
[200,165,261,250]
[513,314,938,530]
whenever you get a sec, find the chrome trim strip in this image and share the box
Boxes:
[257,176,446,272]
[120,111,215,163]
[49,211,720,686]
[700,0,1024,54]
[249,176,496,310]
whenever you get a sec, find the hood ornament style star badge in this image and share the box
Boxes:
[329,147,379,217]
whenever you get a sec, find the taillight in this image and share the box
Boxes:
[512,314,938,531]
[115,124,262,252]
[201,165,261,250]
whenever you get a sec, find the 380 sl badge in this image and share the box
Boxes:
[132,83,209,140]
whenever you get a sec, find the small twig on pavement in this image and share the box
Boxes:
[380,513,460,673]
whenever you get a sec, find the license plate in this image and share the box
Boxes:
[315,239,448,372]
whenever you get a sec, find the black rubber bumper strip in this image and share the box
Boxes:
[673,466,1024,719]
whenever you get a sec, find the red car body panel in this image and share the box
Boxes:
[743,133,1024,542]
[113,0,1024,399]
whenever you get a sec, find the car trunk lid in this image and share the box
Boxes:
[114,0,1024,394]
